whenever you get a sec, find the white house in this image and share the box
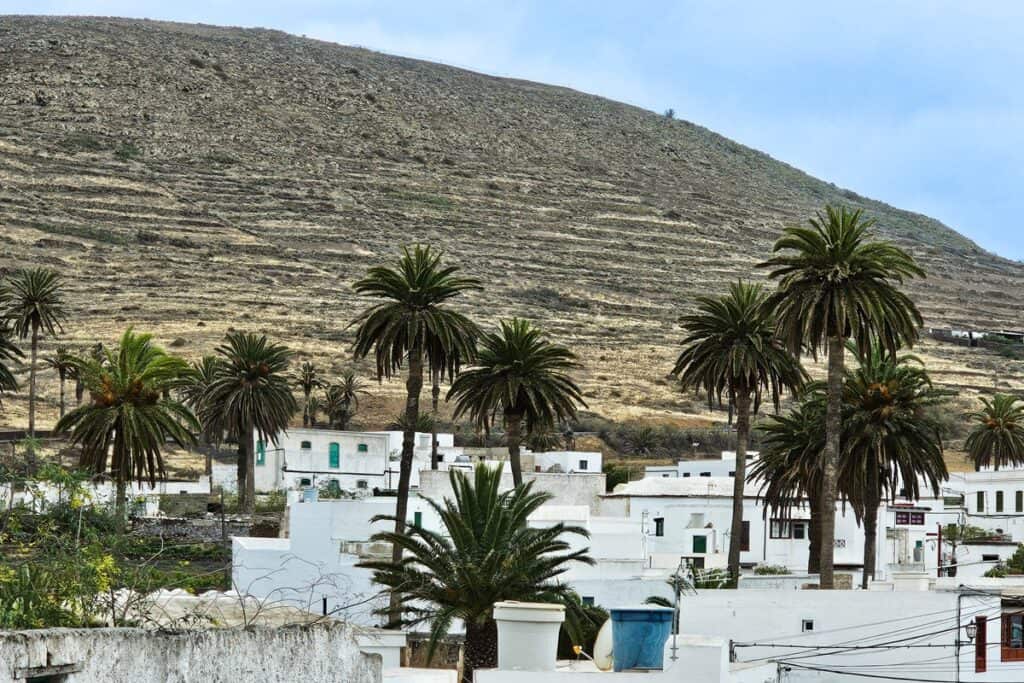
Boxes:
[532,451,602,474]
[645,451,760,479]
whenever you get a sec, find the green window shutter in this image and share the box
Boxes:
[693,535,707,554]
[977,491,985,513]
[329,443,340,468]
[358,443,368,453]
[413,511,422,528]
[256,440,266,466]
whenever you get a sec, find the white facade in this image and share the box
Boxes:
[532,451,602,474]
[645,451,760,479]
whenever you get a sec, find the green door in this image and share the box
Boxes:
[692,535,707,554]
[329,443,340,468]
[413,511,423,528]
[256,440,266,466]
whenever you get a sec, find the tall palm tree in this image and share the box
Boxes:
[672,281,806,581]
[759,205,924,588]
[359,464,595,678]
[204,333,297,512]
[843,345,947,587]
[965,394,1024,471]
[43,346,75,421]
[0,268,66,437]
[0,323,22,410]
[351,245,480,626]
[448,318,585,487]
[323,371,366,430]
[180,356,225,475]
[56,330,198,520]
[295,361,323,428]
[750,392,830,574]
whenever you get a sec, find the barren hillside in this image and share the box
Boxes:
[1,16,1022,432]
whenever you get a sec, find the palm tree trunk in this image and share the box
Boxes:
[388,345,423,628]
[236,438,247,510]
[506,411,524,487]
[818,335,845,589]
[303,389,310,427]
[464,618,498,681]
[28,325,38,438]
[115,475,127,526]
[808,491,821,574]
[727,391,751,582]
[861,459,880,589]
[243,424,256,514]
[75,377,84,406]
[430,374,440,470]
[58,374,66,420]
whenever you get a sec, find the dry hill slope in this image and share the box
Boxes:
[1,16,1022,428]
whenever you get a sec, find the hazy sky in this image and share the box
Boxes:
[12,1,1024,259]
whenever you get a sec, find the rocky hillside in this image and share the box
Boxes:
[1,16,1022,428]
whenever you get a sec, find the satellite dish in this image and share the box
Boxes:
[592,618,613,671]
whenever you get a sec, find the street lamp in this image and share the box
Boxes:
[965,621,978,642]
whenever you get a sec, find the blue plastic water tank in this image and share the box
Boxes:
[609,607,674,671]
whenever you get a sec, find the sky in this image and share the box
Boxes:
[10,1,1024,259]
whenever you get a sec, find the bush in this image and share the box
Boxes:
[754,564,791,575]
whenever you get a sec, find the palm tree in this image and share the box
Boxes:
[204,332,297,512]
[295,361,323,427]
[965,394,1024,471]
[0,268,66,437]
[843,345,947,587]
[306,394,321,427]
[750,393,830,573]
[323,371,366,430]
[759,205,924,588]
[359,464,595,677]
[180,356,225,476]
[55,330,198,520]
[43,346,75,421]
[672,281,806,581]
[351,245,480,626]
[0,323,22,410]
[448,319,585,487]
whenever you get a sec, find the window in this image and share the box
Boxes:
[356,480,368,490]
[699,472,711,477]
[300,440,312,450]
[328,443,340,468]
[895,511,909,525]
[654,517,665,537]
[413,511,423,528]
[770,519,792,539]
[579,459,588,471]
[256,440,266,466]
[801,619,814,632]
[896,511,926,525]
[581,596,595,606]
[983,554,1000,563]
[728,471,735,477]
[682,472,691,478]
[662,474,670,478]
[741,520,750,552]
[300,478,312,487]
[910,512,925,525]
[692,535,707,553]
[1017,491,1023,513]
[792,521,807,540]
[997,491,1005,513]
[1002,611,1024,662]
[357,443,368,453]
[978,491,985,513]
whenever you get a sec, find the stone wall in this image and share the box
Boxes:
[0,623,380,683]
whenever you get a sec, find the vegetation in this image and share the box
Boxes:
[295,361,323,428]
[351,245,480,626]
[965,394,1024,471]
[56,330,198,519]
[43,345,75,420]
[449,318,585,486]
[202,332,297,513]
[179,356,225,474]
[672,281,805,580]
[985,545,1024,578]
[358,464,595,677]
[0,267,67,437]
[760,205,924,588]
[0,323,22,409]
[754,564,791,575]
[323,371,366,430]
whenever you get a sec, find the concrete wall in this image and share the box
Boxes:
[0,624,380,683]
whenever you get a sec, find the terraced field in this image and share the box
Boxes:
[1,16,1023,431]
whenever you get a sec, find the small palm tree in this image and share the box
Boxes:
[56,330,198,520]
[448,318,585,487]
[351,245,480,626]
[672,281,806,580]
[0,323,23,410]
[965,394,1024,471]
[759,205,924,588]
[1,268,67,437]
[295,361,323,427]
[323,371,366,430]
[180,356,225,475]
[43,346,75,420]
[359,464,595,677]
[843,345,947,587]
[204,332,297,512]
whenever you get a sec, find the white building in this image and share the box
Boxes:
[531,451,602,474]
[645,451,760,479]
